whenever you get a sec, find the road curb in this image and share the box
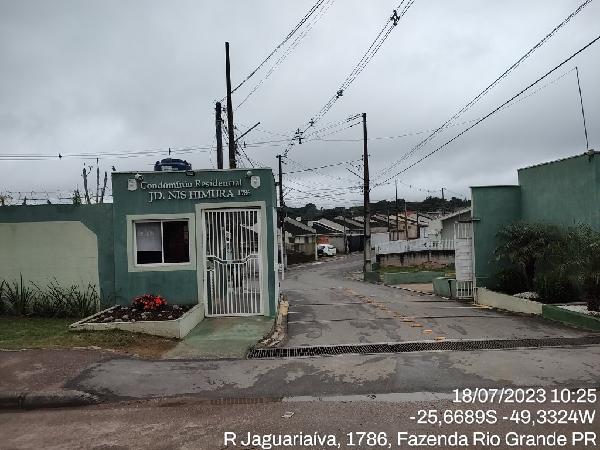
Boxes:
[0,390,100,410]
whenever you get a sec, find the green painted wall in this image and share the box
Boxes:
[472,153,600,289]
[382,271,445,285]
[0,204,114,300]
[471,186,521,288]
[518,154,599,230]
[111,168,278,314]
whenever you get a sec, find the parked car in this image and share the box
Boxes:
[317,244,337,256]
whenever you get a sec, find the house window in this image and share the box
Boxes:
[135,220,190,265]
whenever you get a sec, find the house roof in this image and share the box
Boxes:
[439,207,472,222]
[311,222,343,235]
[284,217,316,235]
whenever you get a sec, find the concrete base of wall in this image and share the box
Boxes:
[542,304,600,331]
[70,304,204,339]
[433,277,454,297]
[382,271,445,285]
[476,288,542,315]
[363,271,381,283]
[378,250,454,268]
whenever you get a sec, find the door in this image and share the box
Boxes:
[202,208,263,316]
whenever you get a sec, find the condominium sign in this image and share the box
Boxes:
[127,176,261,203]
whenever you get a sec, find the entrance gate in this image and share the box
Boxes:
[202,208,263,316]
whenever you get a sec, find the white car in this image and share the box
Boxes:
[317,244,337,256]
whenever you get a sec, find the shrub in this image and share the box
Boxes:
[494,268,529,295]
[494,222,562,291]
[534,272,580,304]
[2,275,36,315]
[0,277,101,318]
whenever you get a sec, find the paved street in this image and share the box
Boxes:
[2,397,598,449]
[284,254,592,346]
[61,254,600,401]
[4,255,600,449]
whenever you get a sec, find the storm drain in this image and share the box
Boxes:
[247,335,600,359]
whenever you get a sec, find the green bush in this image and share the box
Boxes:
[494,223,600,307]
[0,277,101,319]
[534,272,580,304]
[494,268,529,295]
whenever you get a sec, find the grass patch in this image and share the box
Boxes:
[0,316,177,358]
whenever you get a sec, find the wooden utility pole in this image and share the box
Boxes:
[362,113,372,272]
[215,102,224,169]
[277,154,286,279]
[395,179,399,239]
[225,42,236,168]
[404,201,409,240]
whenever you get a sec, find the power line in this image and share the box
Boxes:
[235,0,336,109]
[231,0,325,95]
[283,0,417,157]
[374,0,594,181]
[375,33,600,186]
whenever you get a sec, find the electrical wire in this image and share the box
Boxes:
[374,0,594,180]
[235,0,336,109]
[375,33,600,186]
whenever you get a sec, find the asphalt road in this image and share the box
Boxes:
[68,255,600,401]
[283,254,591,346]
[4,255,600,449]
[2,397,598,449]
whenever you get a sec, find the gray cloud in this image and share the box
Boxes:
[0,0,598,205]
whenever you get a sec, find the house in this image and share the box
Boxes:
[427,207,472,241]
[284,217,317,263]
[0,168,280,318]
[308,218,346,252]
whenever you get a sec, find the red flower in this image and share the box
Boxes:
[133,293,168,310]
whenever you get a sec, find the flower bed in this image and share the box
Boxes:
[85,304,192,323]
[70,294,202,339]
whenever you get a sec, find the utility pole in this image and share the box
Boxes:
[395,179,399,240]
[277,154,286,279]
[225,42,236,169]
[362,113,372,272]
[404,200,409,241]
[215,102,223,169]
[441,187,445,215]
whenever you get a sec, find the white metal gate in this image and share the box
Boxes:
[454,222,474,299]
[203,208,262,316]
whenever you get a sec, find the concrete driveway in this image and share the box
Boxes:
[282,254,592,347]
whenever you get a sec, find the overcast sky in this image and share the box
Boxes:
[0,0,598,207]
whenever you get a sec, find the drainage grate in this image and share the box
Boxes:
[247,335,600,359]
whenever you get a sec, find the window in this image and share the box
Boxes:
[135,220,190,265]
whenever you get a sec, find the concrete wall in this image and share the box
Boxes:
[0,221,99,290]
[476,287,542,315]
[471,186,521,289]
[518,154,599,230]
[472,153,600,289]
[378,250,454,268]
[0,204,114,299]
